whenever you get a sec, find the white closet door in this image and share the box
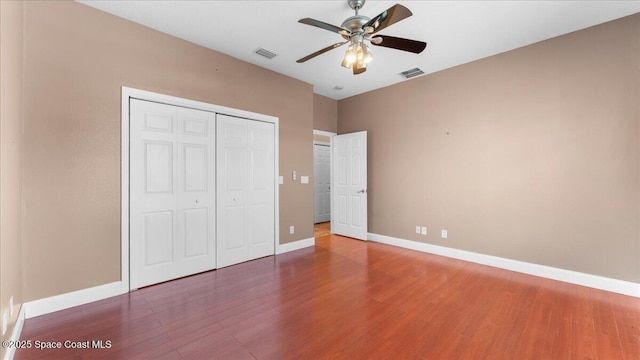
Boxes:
[217,114,275,268]
[314,144,331,223]
[130,99,216,289]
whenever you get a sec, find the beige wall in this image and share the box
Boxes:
[22,1,314,302]
[0,0,24,354]
[338,14,640,283]
[313,134,331,143]
[313,94,338,133]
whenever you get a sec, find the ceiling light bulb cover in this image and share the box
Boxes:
[362,44,373,63]
[345,46,357,63]
[341,57,351,68]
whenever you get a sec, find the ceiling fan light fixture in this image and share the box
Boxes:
[296,1,424,76]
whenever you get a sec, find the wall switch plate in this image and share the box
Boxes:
[415,226,420,234]
[2,310,7,335]
[10,296,14,317]
[421,227,427,235]
[441,229,448,239]
[301,176,309,184]
[292,171,297,181]
[278,176,283,184]
[289,225,295,234]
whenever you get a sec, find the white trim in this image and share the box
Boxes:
[23,282,126,319]
[276,237,315,254]
[3,306,25,360]
[368,233,640,298]
[121,89,130,291]
[313,129,336,137]
[122,86,279,292]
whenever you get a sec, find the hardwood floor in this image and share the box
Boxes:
[15,225,640,359]
[313,221,331,238]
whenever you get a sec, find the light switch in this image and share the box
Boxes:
[292,171,297,181]
[421,227,427,235]
[301,176,309,184]
[278,176,283,185]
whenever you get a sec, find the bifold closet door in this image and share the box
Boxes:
[130,99,216,289]
[216,114,275,268]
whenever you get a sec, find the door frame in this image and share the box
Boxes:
[312,130,336,226]
[121,86,279,291]
[313,141,330,224]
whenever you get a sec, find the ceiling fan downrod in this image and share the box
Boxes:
[348,0,366,14]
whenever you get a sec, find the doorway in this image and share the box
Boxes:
[313,130,335,230]
[313,142,331,223]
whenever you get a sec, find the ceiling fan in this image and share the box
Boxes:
[296,0,427,75]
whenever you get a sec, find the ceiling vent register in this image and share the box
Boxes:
[254,48,278,59]
[399,67,424,79]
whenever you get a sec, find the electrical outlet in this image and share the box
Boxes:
[421,227,427,235]
[441,229,448,239]
[10,296,14,317]
[2,310,7,336]
[289,225,295,234]
[415,226,420,234]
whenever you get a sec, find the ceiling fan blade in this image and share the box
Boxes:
[298,18,351,36]
[370,35,427,54]
[363,4,412,34]
[296,42,348,63]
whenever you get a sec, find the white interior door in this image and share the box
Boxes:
[130,99,216,289]
[217,114,275,268]
[314,143,331,223]
[332,131,367,240]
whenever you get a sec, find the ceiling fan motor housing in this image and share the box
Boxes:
[341,15,370,33]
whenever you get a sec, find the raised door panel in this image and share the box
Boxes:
[144,211,174,266]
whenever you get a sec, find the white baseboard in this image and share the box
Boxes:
[22,239,316,319]
[3,305,25,360]
[368,233,640,298]
[24,281,127,319]
[276,237,315,254]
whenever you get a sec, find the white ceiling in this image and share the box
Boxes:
[78,1,640,100]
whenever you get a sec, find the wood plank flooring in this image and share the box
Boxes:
[15,224,640,359]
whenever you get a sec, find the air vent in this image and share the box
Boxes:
[399,67,424,79]
[254,48,277,60]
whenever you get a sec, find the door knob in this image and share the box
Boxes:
[357,189,367,194]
